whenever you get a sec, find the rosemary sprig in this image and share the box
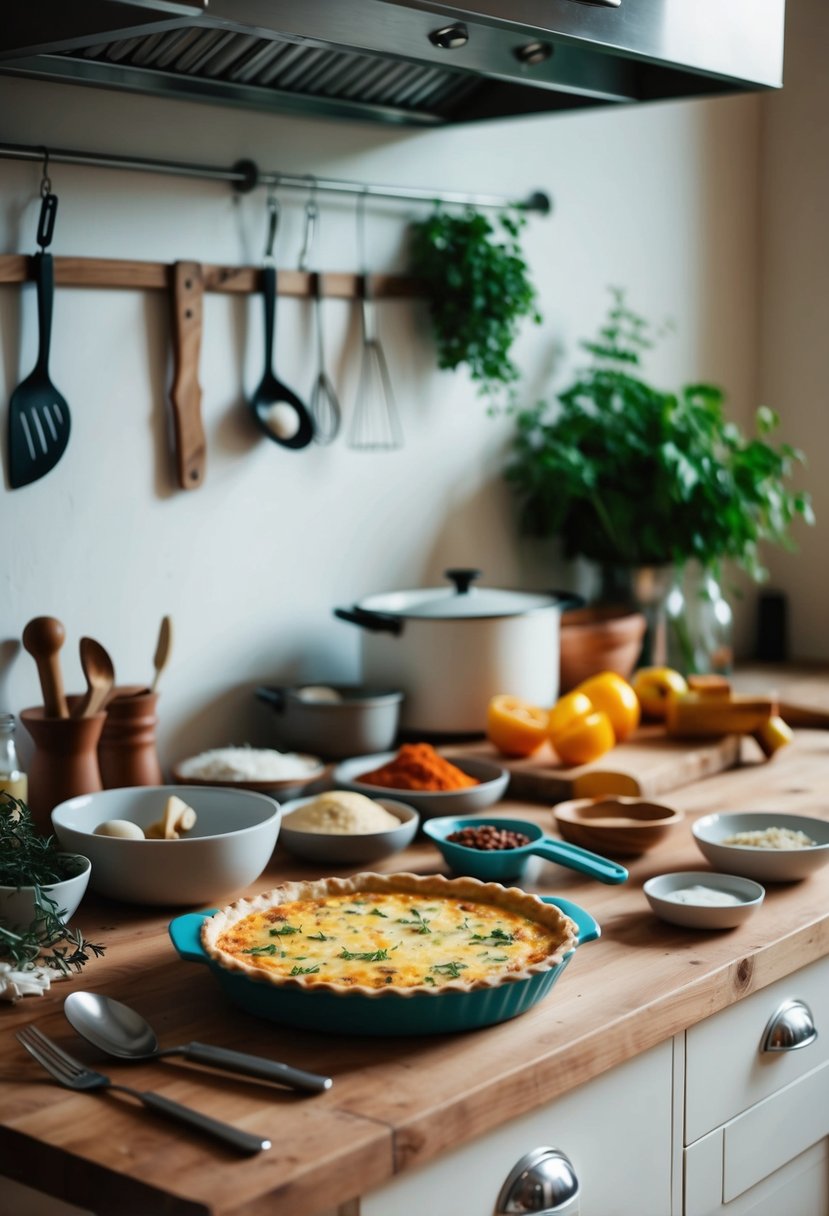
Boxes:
[0,796,106,977]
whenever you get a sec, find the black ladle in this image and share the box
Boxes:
[249,263,314,449]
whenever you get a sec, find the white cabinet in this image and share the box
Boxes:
[361,1038,677,1216]
[683,955,829,1216]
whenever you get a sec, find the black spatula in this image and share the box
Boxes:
[8,192,71,489]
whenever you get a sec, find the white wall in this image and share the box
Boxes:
[0,69,773,769]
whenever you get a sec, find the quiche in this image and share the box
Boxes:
[201,872,578,995]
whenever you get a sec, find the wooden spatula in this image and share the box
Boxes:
[169,261,206,489]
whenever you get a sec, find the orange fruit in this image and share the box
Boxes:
[575,671,641,741]
[547,691,593,742]
[486,694,550,758]
[551,709,616,767]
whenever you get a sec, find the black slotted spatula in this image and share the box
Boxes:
[8,192,71,489]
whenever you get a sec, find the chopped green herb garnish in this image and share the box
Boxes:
[423,975,436,986]
[269,923,302,936]
[339,947,390,962]
[431,961,468,978]
[290,964,321,975]
[397,908,431,934]
[306,931,331,941]
[471,928,514,945]
[369,907,388,918]
[243,943,280,956]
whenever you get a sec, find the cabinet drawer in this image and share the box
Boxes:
[685,954,829,1143]
[685,1059,829,1214]
[361,1040,675,1216]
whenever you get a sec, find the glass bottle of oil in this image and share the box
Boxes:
[0,713,28,802]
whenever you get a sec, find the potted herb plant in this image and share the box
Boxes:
[505,289,814,671]
[409,205,541,412]
[0,793,103,998]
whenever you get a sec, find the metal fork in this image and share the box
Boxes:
[17,1025,270,1155]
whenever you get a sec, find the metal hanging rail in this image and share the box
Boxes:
[0,141,552,214]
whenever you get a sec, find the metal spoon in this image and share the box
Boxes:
[73,637,115,719]
[64,991,333,1093]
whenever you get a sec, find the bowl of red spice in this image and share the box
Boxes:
[332,743,509,819]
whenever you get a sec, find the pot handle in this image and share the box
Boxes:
[549,589,585,611]
[255,686,286,714]
[333,606,404,635]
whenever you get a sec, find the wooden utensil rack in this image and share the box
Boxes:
[0,254,424,300]
[0,253,425,491]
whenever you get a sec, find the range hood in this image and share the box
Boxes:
[0,0,785,127]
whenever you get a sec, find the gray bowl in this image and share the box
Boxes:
[692,812,829,882]
[279,795,419,864]
[332,753,510,820]
[256,685,403,758]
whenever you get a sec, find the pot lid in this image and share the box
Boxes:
[358,569,564,620]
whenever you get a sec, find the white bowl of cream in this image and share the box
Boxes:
[643,870,765,930]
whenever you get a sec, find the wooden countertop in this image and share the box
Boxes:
[2,729,829,1216]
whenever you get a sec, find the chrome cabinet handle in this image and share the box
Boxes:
[762,998,818,1052]
[496,1147,580,1215]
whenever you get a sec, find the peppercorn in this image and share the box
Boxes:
[446,824,530,851]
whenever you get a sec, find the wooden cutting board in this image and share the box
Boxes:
[447,727,741,803]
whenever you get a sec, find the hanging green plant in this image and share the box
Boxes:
[409,206,542,411]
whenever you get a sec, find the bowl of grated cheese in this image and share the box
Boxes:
[278,791,419,864]
[693,811,829,882]
[172,746,327,799]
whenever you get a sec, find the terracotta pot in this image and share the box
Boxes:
[20,703,105,832]
[98,685,163,788]
[559,605,647,693]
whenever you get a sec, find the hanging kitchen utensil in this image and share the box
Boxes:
[7,155,71,489]
[22,615,69,719]
[348,191,403,451]
[73,637,115,719]
[168,261,206,489]
[248,184,313,450]
[298,182,341,445]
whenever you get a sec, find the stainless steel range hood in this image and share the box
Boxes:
[0,0,785,127]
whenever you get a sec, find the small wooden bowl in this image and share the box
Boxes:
[553,796,684,857]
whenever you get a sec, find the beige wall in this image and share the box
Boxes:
[758,0,829,660]
[0,53,786,763]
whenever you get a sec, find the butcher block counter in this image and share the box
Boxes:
[2,728,829,1216]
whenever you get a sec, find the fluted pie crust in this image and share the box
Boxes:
[201,872,577,997]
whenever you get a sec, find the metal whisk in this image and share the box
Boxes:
[348,191,403,450]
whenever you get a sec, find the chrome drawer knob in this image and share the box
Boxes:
[761,998,818,1052]
[496,1147,580,1214]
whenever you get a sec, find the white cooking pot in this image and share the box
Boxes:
[334,569,581,735]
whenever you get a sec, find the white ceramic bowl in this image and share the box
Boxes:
[644,870,765,930]
[279,795,419,864]
[692,812,829,882]
[51,786,280,906]
[171,754,327,801]
[332,753,510,820]
[0,854,91,931]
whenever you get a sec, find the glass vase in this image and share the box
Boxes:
[673,565,734,676]
[597,564,682,670]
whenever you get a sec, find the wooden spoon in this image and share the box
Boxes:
[74,637,115,719]
[151,616,173,693]
[22,616,69,718]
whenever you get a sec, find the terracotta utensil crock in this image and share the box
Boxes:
[20,702,105,831]
[98,685,163,788]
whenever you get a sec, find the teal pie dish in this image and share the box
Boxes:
[423,816,628,885]
[168,894,600,1036]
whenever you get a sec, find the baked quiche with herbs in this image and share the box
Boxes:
[201,872,577,994]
